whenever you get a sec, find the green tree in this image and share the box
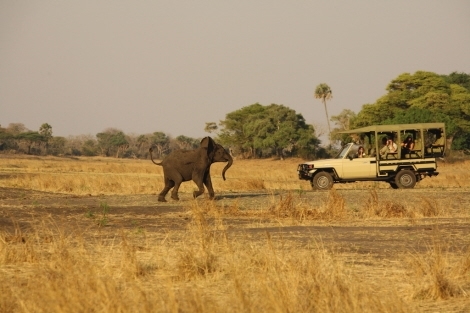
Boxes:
[96,132,113,156]
[39,123,53,154]
[217,103,319,158]
[204,122,218,133]
[39,123,52,138]
[16,131,44,154]
[442,72,470,91]
[149,132,170,157]
[82,139,98,156]
[0,126,14,151]
[48,136,67,156]
[173,135,199,150]
[330,109,357,144]
[353,71,470,150]
[135,134,150,157]
[352,102,397,128]
[314,83,333,142]
[218,103,266,156]
[96,129,129,157]
[111,132,128,158]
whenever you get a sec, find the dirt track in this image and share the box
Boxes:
[2,186,470,259]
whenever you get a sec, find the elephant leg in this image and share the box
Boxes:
[158,179,175,202]
[193,183,205,199]
[203,172,215,199]
[170,177,184,201]
[192,174,206,199]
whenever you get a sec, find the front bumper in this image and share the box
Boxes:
[297,164,313,180]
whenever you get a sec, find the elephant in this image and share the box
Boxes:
[149,136,233,202]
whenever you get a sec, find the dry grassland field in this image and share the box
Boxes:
[1,154,470,312]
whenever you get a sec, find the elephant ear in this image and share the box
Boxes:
[200,136,216,159]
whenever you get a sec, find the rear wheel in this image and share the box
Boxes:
[311,172,334,190]
[395,170,417,189]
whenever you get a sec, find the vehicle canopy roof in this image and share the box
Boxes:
[337,123,445,134]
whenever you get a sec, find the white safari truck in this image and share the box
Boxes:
[297,123,446,189]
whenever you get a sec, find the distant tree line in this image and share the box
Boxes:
[0,124,201,159]
[3,71,469,159]
[0,104,323,159]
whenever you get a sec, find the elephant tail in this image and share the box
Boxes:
[149,148,163,166]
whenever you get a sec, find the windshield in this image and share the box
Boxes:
[336,143,353,159]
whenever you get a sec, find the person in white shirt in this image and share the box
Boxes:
[380,136,397,159]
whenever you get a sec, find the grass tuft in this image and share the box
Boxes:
[319,188,347,220]
[408,236,468,300]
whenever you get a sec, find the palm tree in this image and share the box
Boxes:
[314,83,333,143]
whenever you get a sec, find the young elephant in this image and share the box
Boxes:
[149,137,233,202]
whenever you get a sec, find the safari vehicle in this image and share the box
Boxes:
[297,123,445,189]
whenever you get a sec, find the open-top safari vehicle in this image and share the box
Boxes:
[297,123,446,189]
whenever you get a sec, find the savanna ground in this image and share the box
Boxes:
[1,154,470,312]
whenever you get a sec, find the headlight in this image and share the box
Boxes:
[298,164,314,171]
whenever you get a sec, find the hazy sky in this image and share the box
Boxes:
[1,1,469,141]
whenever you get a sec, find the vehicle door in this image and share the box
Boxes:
[341,156,376,179]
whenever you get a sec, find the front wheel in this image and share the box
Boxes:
[311,171,334,190]
[395,170,417,189]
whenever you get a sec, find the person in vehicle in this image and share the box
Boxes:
[379,137,388,156]
[401,136,415,157]
[433,132,445,146]
[430,131,445,155]
[380,136,397,158]
[357,146,366,158]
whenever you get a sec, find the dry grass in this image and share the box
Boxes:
[407,236,470,300]
[1,155,470,195]
[1,217,412,313]
[1,155,470,312]
[265,189,347,222]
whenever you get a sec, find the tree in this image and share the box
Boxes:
[39,123,52,138]
[66,135,95,156]
[6,123,28,135]
[353,71,470,150]
[173,135,199,150]
[330,109,357,144]
[134,134,150,158]
[111,132,128,158]
[16,131,44,154]
[96,131,114,156]
[351,102,397,128]
[48,136,67,156]
[217,103,319,158]
[81,139,98,156]
[39,123,53,154]
[96,128,129,157]
[149,132,170,158]
[314,83,333,144]
[218,103,266,157]
[0,126,14,151]
[204,122,218,133]
[442,72,470,91]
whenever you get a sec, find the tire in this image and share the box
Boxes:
[394,170,417,189]
[311,172,334,190]
[389,182,399,189]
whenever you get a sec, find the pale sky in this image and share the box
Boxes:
[1,1,469,141]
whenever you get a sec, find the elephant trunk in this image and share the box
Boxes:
[221,155,233,181]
